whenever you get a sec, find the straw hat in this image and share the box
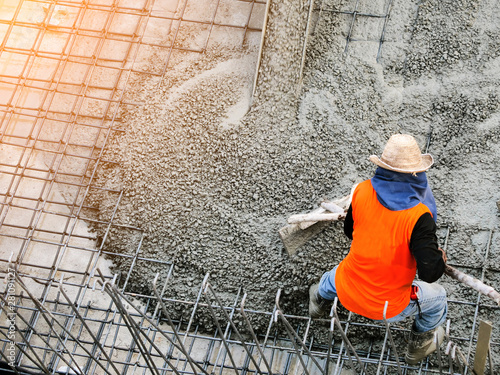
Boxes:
[369,134,434,173]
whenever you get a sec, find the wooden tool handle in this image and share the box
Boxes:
[445,265,500,306]
[287,212,346,224]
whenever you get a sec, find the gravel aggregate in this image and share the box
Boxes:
[89,0,500,337]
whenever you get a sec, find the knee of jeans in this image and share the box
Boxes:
[318,270,338,300]
[426,289,448,314]
[417,282,447,299]
[434,283,447,297]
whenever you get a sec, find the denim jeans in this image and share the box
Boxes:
[318,265,448,332]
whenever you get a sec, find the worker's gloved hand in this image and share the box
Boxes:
[438,247,447,263]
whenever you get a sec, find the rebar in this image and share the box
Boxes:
[329,298,363,370]
[240,293,274,375]
[378,301,402,375]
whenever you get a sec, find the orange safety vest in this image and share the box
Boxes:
[335,180,431,320]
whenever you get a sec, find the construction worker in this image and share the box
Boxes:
[309,133,447,365]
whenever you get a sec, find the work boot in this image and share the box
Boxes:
[405,325,445,365]
[308,283,332,318]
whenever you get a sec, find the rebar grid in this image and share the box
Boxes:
[0,0,265,373]
[2,249,499,375]
[0,1,499,375]
[314,0,394,61]
[0,0,265,281]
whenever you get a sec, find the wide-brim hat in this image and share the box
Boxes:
[369,134,434,173]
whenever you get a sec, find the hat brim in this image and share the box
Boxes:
[369,154,434,173]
